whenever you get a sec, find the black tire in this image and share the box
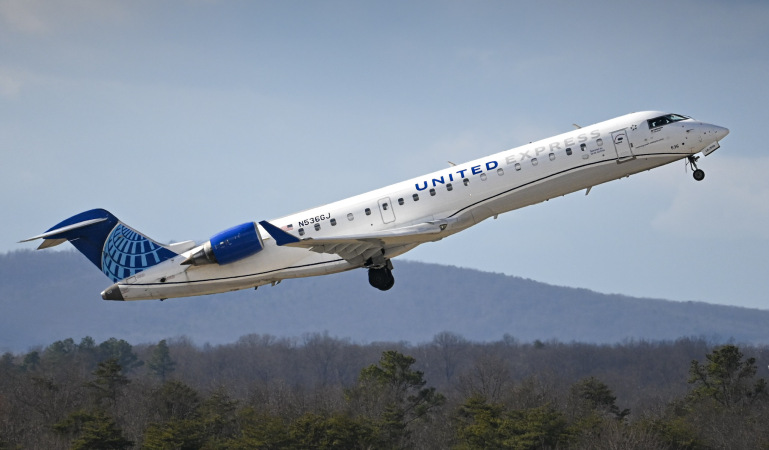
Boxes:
[693,169,705,181]
[368,267,395,291]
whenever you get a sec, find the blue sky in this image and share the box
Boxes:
[2,1,768,309]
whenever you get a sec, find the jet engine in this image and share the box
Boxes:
[182,222,263,266]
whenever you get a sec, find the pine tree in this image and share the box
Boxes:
[688,344,767,408]
[53,410,132,450]
[97,338,143,372]
[86,358,129,407]
[147,339,176,382]
[348,350,445,448]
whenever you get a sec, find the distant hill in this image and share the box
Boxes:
[1,250,767,352]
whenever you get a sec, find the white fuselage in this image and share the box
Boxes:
[110,111,729,300]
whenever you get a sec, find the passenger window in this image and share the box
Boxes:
[446,183,453,191]
[596,138,603,147]
[515,163,521,171]
[480,173,487,181]
[463,178,470,186]
[580,143,586,152]
[398,198,404,205]
[497,168,504,176]
[382,203,389,210]
[413,193,419,201]
[365,208,371,216]
[314,223,320,231]
[330,218,337,226]
[285,224,294,230]
[531,158,538,166]
[566,147,572,156]
[549,153,555,161]
[347,213,354,221]
[429,188,436,196]
[298,228,305,236]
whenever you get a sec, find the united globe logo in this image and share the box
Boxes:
[101,224,175,282]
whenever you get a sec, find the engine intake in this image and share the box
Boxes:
[182,222,264,266]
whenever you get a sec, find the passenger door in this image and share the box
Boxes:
[611,129,634,162]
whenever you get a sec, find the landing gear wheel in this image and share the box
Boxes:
[368,267,395,291]
[687,155,705,182]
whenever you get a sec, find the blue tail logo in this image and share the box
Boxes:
[101,223,177,282]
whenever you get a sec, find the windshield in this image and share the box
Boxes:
[647,114,689,129]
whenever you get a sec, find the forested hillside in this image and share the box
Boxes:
[1,335,767,448]
[2,250,768,353]
[3,251,768,448]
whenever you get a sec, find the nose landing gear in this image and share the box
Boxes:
[687,155,705,181]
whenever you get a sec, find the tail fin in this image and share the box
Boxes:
[20,209,178,282]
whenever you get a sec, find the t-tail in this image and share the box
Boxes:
[20,209,178,283]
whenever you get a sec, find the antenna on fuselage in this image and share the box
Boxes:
[572,123,582,129]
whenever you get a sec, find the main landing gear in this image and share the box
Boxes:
[368,261,395,291]
[687,155,705,181]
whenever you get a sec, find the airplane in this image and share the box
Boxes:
[21,111,729,301]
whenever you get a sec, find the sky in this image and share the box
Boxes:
[2,0,768,310]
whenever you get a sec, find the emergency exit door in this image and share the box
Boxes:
[378,197,396,224]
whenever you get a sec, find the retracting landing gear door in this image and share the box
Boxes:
[612,129,634,162]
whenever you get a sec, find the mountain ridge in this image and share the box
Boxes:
[1,249,766,352]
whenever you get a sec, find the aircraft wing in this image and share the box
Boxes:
[259,219,455,264]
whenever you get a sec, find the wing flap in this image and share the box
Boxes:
[259,218,457,264]
[307,241,380,263]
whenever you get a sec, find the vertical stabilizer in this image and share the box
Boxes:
[20,209,177,282]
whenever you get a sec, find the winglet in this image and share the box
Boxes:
[258,220,301,246]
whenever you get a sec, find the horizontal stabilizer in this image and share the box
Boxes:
[37,238,67,250]
[19,217,108,243]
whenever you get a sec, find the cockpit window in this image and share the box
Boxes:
[647,114,689,129]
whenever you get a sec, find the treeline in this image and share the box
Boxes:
[1,333,767,449]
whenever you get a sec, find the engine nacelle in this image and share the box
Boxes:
[182,222,263,266]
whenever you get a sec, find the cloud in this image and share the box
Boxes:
[0,0,46,33]
[650,155,769,240]
[0,0,126,35]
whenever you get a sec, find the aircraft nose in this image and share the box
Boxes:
[714,125,730,140]
[697,123,729,141]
